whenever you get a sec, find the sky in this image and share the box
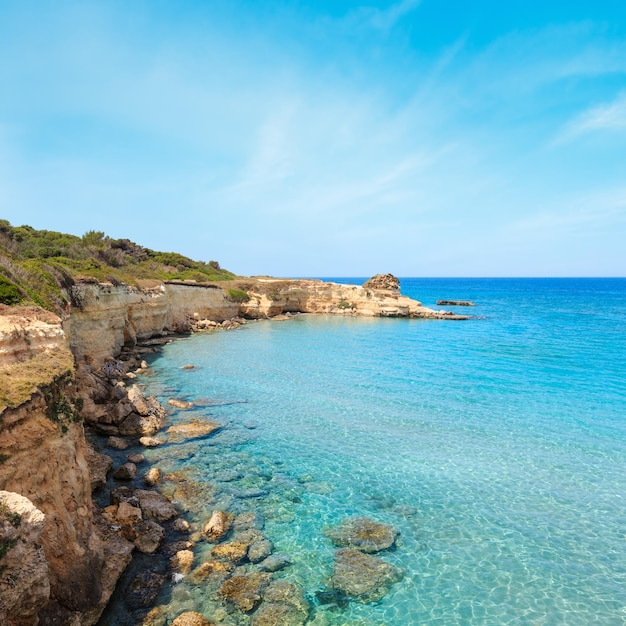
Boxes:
[0,0,625,277]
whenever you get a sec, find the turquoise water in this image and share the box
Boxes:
[137,278,626,625]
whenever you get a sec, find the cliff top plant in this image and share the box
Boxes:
[0,220,235,313]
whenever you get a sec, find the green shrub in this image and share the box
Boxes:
[227,289,251,303]
[0,275,23,305]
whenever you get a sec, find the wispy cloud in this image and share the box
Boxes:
[350,0,422,31]
[553,92,626,145]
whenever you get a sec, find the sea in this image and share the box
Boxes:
[101,278,626,625]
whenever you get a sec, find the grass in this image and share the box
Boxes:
[0,349,74,412]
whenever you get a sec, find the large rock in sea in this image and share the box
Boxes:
[331,548,403,603]
[362,274,400,292]
[324,516,399,553]
[219,572,272,612]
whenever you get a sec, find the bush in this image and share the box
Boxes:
[0,275,23,305]
[227,289,251,303]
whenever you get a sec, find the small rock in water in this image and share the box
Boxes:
[181,364,196,370]
[107,436,129,450]
[258,554,291,572]
[203,510,233,543]
[315,588,350,610]
[139,436,163,448]
[243,422,258,429]
[247,539,273,563]
[171,612,212,626]
[113,462,137,481]
[144,467,161,486]
[128,453,146,464]
[232,487,267,499]
[168,398,194,409]
[125,569,166,608]
[324,516,399,553]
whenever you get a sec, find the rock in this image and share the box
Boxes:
[142,606,167,626]
[189,560,234,584]
[182,364,196,370]
[219,572,272,612]
[210,541,249,563]
[118,411,163,436]
[144,467,162,486]
[166,418,222,443]
[258,554,291,572]
[202,510,233,543]
[125,569,166,609]
[324,516,399,553]
[168,398,194,410]
[135,489,178,521]
[171,611,213,626]
[232,511,265,531]
[248,539,273,563]
[362,273,400,291]
[331,548,403,603]
[232,487,267,499]
[107,436,129,450]
[139,436,163,447]
[116,501,142,526]
[127,385,151,415]
[436,300,475,306]
[170,549,194,574]
[113,462,137,481]
[0,491,50,625]
[128,453,146,464]
[251,603,307,626]
[134,520,166,553]
[85,447,113,491]
[172,518,190,532]
[263,579,309,613]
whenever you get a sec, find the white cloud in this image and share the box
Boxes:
[553,92,626,144]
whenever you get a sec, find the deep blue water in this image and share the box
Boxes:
[134,278,626,625]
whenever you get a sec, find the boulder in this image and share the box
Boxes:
[168,398,194,410]
[134,520,166,554]
[248,539,273,563]
[139,436,163,447]
[331,548,403,603]
[362,273,400,291]
[189,560,234,585]
[219,572,272,612]
[85,447,113,491]
[128,453,146,464]
[118,412,162,436]
[144,467,162,487]
[116,501,142,526]
[135,489,178,521]
[170,549,194,575]
[202,511,233,543]
[113,462,137,481]
[210,541,249,564]
[258,554,291,572]
[107,436,129,450]
[171,612,213,626]
[324,516,399,553]
[125,569,166,609]
[166,418,222,443]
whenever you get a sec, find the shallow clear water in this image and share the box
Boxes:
[135,278,626,625]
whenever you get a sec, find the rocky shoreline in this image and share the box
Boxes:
[0,275,466,625]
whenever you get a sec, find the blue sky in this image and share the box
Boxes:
[0,0,625,276]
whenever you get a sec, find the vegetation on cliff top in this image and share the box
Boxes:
[0,220,235,313]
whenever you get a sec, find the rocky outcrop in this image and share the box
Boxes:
[362,273,400,291]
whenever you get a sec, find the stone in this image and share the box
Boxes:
[135,489,178,521]
[182,364,196,370]
[324,516,399,553]
[258,554,291,572]
[85,447,113,491]
[128,453,146,464]
[436,300,475,306]
[248,539,273,563]
[144,467,162,486]
[331,548,403,603]
[263,579,309,615]
[139,436,163,447]
[166,418,222,443]
[113,462,137,481]
[168,398,194,410]
[232,487,267,499]
[125,569,166,609]
[189,560,234,584]
[172,518,190,532]
[118,411,163,436]
[170,549,194,574]
[202,510,233,542]
[127,385,151,415]
[134,520,166,553]
[116,501,142,526]
[107,436,129,450]
[232,511,265,531]
[111,381,128,401]
[210,541,249,564]
[142,606,167,626]
[219,572,272,612]
[362,273,400,291]
[251,603,308,626]
[171,611,213,626]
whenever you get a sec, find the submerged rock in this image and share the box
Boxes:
[170,549,194,574]
[210,541,248,563]
[113,462,137,481]
[166,418,222,443]
[219,572,272,612]
[107,436,129,450]
[258,553,291,572]
[189,559,235,585]
[203,510,233,542]
[324,516,399,553]
[126,569,166,608]
[248,539,273,563]
[171,612,213,626]
[168,398,194,410]
[331,548,403,603]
